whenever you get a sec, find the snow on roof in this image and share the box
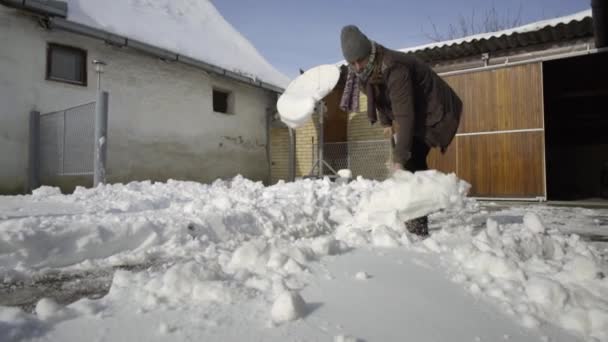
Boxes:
[63,0,290,89]
[399,9,593,54]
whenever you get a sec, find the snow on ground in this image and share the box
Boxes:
[63,0,290,88]
[0,171,607,341]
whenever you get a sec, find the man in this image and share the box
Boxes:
[340,25,463,237]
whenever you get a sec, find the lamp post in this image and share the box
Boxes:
[92,59,107,90]
[92,59,108,186]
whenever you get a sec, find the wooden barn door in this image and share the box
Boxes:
[428,63,546,199]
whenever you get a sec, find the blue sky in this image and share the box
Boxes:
[213,1,590,79]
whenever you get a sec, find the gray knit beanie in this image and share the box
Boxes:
[340,25,372,63]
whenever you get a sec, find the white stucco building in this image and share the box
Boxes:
[0,0,288,194]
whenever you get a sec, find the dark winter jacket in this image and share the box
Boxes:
[363,44,462,165]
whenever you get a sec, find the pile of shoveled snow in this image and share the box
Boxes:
[1,171,607,341]
[426,212,608,340]
[0,170,467,279]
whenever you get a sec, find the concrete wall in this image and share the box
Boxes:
[0,7,275,193]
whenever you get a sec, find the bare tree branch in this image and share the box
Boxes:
[421,4,523,42]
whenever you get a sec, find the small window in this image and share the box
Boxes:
[46,43,87,86]
[213,88,233,114]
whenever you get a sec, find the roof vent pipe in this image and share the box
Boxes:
[592,0,607,48]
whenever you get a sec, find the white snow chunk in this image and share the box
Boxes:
[525,277,568,310]
[337,169,353,179]
[423,237,442,253]
[35,298,66,321]
[355,271,371,280]
[228,240,269,274]
[277,64,340,128]
[561,255,602,281]
[371,226,401,248]
[271,291,307,324]
[334,334,361,342]
[32,186,62,198]
[523,212,545,234]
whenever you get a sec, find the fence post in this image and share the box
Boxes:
[27,111,41,193]
[94,91,109,186]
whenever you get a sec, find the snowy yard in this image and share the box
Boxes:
[1,172,607,342]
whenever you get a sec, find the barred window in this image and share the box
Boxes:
[46,43,87,86]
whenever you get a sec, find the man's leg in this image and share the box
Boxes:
[403,137,431,237]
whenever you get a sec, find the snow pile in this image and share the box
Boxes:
[63,0,289,88]
[277,64,340,128]
[108,261,233,310]
[431,213,608,340]
[0,171,466,284]
[270,291,307,324]
[2,171,607,340]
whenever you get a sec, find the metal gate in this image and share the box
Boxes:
[39,102,96,178]
[313,140,392,180]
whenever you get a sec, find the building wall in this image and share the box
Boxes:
[269,114,318,183]
[0,7,274,193]
[269,126,289,183]
[294,114,318,177]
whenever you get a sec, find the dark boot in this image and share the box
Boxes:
[405,216,429,237]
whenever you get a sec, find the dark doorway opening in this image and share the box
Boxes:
[543,52,608,200]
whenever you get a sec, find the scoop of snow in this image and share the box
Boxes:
[277,64,340,128]
[357,170,470,224]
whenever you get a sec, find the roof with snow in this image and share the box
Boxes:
[400,10,594,62]
[1,0,290,91]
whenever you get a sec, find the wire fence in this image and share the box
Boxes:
[313,140,393,181]
[39,102,96,177]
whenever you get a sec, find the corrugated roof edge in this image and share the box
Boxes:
[0,0,285,93]
[334,9,594,66]
[399,9,593,54]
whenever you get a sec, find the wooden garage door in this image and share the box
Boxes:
[428,63,546,198]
